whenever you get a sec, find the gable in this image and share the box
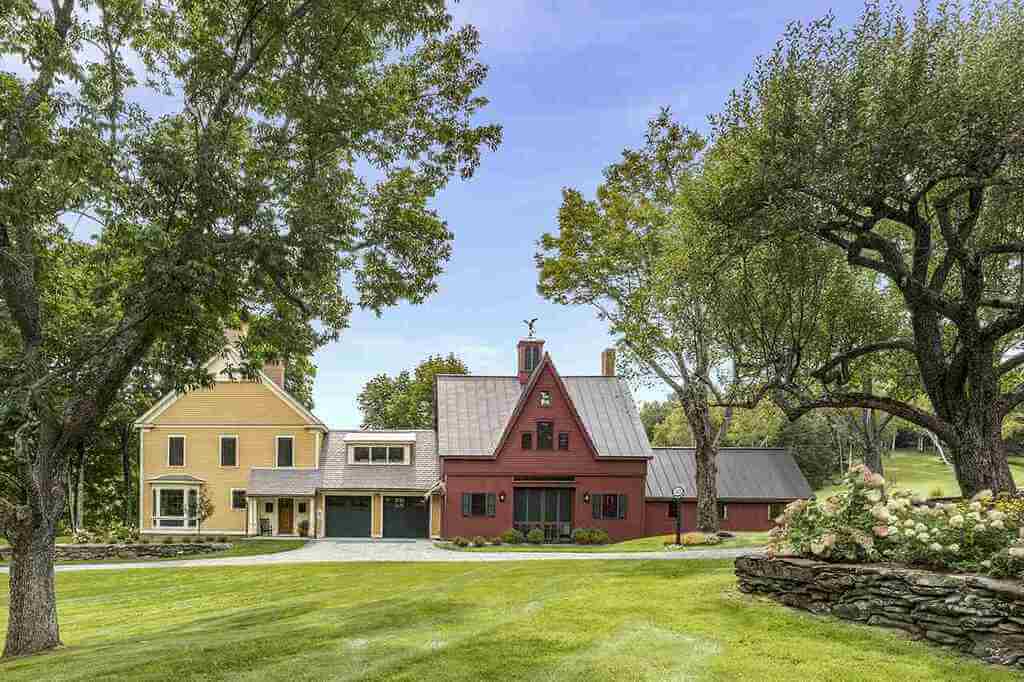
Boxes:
[142,379,320,427]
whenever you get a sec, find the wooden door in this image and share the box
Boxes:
[277,498,294,534]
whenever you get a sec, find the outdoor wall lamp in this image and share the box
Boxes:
[583,491,591,504]
[499,491,506,503]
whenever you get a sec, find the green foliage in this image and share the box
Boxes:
[526,528,545,544]
[571,528,610,545]
[358,353,469,429]
[777,413,839,491]
[639,399,673,441]
[451,536,470,548]
[488,536,502,546]
[471,535,487,547]
[500,528,524,545]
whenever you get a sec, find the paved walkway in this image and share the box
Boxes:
[2,540,759,572]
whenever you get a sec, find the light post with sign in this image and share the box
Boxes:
[671,486,684,546]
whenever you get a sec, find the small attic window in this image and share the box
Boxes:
[539,390,552,407]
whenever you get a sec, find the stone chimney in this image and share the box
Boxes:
[263,359,286,388]
[517,338,545,384]
[601,348,616,377]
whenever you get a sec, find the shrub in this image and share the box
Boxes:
[500,528,525,544]
[572,528,594,545]
[489,536,503,546]
[526,528,545,544]
[589,529,610,545]
[451,536,470,547]
[298,520,310,538]
[471,535,488,547]
[162,537,174,544]
[217,536,229,544]
[770,464,1019,574]
[105,521,139,544]
[679,528,720,544]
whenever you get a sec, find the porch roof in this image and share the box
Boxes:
[247,468,320,496]
[148,474,205,483]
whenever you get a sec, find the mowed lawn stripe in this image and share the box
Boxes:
[0,560,1014,681]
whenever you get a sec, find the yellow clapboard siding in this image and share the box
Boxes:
[157,381,307,425]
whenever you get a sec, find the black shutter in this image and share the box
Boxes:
[592,493,602,520]
[617,494,627,519]
[486,493,496,517]
[462,493,471,516]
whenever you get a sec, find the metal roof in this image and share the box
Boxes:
[247,468,320,496]
[646,447,813,500]
[319,430,439,491]
[148,474,205,483]
[435,375,652,458]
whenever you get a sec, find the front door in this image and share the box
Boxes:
[513,488,573,542]
[277,498,294,534]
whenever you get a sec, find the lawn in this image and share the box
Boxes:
[438,531,772,553]
[0,560,1011,681]
[817,449,1024,499]
[0,539,306,566]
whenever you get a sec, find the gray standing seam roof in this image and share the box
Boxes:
[646,447,813,500]
[247,468,321,496]
[319,430,439,491]
[435,375,653,458]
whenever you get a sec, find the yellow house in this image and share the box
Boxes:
[134,352,443,539]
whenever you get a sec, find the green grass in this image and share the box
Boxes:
[0,560,1011,681]
[438,531,772,553]
[0,539,306,566]
[817,449,1024,499]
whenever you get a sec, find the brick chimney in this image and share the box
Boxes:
[263,359,286,388]
[601,348,616,377]
[517,338,545,384]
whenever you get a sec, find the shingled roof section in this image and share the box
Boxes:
[646,447,813,501]
[247,468,320,496]
[435,374,653,458]
[319,430,439,491]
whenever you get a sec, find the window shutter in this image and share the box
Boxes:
[618,494,627,519]
[152,489,158,517]
[461,493,471,517]
[592,494,601,520]
[486,493,496,517]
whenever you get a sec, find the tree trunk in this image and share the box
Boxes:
[863,439,883,477]
[950,415,1016,497]
[4,507,61,657]
[693,437,718,533]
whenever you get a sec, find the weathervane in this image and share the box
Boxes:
[523,318,538,338]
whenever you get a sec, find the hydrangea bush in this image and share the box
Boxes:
[769,464,1021,576]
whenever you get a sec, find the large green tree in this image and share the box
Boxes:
[358,353,468,429]
[703,0,1024,497]
[0,0,499,656]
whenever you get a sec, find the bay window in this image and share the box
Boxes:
[153,487,198,528]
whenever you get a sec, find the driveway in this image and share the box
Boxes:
[2,540,760,572]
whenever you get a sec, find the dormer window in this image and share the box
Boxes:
[350,444,409,465]
[539,390,552,407]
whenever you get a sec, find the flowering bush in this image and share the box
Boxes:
[769,465,1019,575]
[677,532,721,546]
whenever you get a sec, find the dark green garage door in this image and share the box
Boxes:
[326,496,371,537]
[383,496,429,538]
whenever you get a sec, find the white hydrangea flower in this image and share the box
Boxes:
[947,544,960,553]
[928,542,943,552]
[991,520,1006,530]
[948,514,964,528]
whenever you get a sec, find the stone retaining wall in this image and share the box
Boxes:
[735,554,1024,668]
[0,542,231,562]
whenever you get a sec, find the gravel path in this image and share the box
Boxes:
[1,540,759,572]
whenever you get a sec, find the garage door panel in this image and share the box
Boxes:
[383,496,429,538]
[326,496,371,537]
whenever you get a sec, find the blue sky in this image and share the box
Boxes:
[315,0,914,426]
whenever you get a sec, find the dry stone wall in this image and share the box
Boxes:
[735,554,1024,668]
[0,542,231,562]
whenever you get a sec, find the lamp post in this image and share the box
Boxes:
[671,486,684,546]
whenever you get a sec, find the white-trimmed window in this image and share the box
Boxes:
[220,435,238,467]
[152,487,198,528]
[718,502,729,520]
[167,435,186,467]
[349,444,409,465]
[230,489,247,511]
[276,436,294,467]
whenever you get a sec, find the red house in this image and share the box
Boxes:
[434,337,812,542]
